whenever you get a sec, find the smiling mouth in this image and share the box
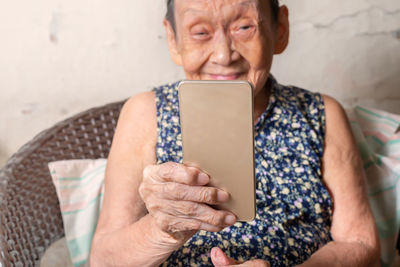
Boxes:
[206,73,244,80]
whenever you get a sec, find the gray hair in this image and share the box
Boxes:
[165,0,280,33]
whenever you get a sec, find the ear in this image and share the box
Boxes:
[163,19,183,66]
[274,5,290,55]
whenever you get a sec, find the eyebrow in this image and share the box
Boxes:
[183,8,205,15]
[183,0,257,15]
[238,0,258,7]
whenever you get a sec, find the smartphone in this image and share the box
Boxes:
[178,80,256,222]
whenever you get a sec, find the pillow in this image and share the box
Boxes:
[347,106,400,267]
[40,237,74,267]
[48,159,106,267]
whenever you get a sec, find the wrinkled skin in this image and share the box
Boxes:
[91,1,380,266]
[165,0,289,119]
[139,162,236,241]
[140,0,289,264]
[211,247,271,267]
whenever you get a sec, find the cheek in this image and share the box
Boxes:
[236,31,273,69]
[180,44,211,78]
[235,35,274,90]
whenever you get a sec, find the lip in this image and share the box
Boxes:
[206,72,244,80]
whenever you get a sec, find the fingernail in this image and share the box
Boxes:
[224,215,236,225]
[217,191,229,202]
[198,173,209,184]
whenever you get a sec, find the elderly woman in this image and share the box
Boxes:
[90,0,380,266]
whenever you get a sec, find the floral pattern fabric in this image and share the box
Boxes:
[153,76,333,267]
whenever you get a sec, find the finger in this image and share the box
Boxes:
[143,163,209,185]
[238,260,270,267]
[152,182,230,205]
[162,200,237,227]
[211,247,239,266]
[153,213,226,233]
[146,198,236,228]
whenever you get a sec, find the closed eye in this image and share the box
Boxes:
[189,24,212,40]
[231,23,256,40]
[240,25,252,30]
[239,25,255,31]
[192,31,210,40]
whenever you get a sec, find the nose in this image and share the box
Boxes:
[210,33,239,66]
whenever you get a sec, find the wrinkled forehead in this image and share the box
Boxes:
[174,0,270,21]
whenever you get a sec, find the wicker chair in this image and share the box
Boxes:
[0,100,126,267]
[1,99,399,267]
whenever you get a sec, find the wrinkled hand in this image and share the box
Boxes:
[211,247,270,267]
[139,162,237,240]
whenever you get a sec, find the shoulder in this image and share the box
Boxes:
[114,91,157,152]
[122,91,156,119]
[322,95,347,124]
[120,91,156,129]
[116,80,180,145]
[320,94,359,175]
[321,95,352,145]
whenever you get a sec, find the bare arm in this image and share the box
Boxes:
[210,95,380,267]
[90,92,177,266]
[298,96,380,266]
[90,92,235,267]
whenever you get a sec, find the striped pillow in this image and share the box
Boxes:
[48,159,106,267]
[347,106,400,267]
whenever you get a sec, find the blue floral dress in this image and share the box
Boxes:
[153,76,333,267]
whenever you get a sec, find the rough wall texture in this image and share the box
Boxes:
[1,0,399,166]
[272,0,400,112]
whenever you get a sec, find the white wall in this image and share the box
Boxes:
[1,0,400,167]
[273,0,400,112]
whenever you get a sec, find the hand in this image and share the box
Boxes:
[139,162,237,240]
[211,247,270,267]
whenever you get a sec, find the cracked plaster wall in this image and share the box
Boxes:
[1,0,399,167]
[272,0,400,112]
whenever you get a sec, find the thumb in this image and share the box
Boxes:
[211,247,239,266]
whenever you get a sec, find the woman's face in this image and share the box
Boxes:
[164,0,289,96]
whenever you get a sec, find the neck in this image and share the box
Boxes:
[254,79,271,124]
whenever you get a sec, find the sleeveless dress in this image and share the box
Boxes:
[153,76,333,267]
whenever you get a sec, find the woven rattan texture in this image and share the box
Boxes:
[0,100,125,267]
